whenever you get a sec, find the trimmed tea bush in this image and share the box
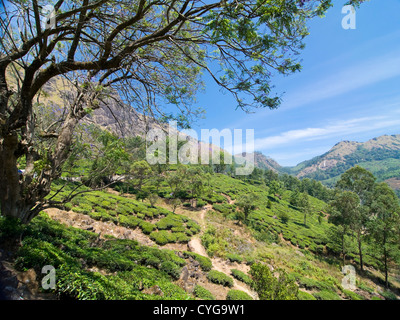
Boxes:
[183,251,212,272]
[231,269,252,286]
[193,285,215,300]
[226,253,243,263]
[207,270,233,287]
[226,289,253,300]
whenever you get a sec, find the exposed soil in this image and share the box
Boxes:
[45,208,156,247]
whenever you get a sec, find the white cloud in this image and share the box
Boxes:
[253,114,400,151]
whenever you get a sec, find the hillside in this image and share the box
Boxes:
[240,152,281,172]
[1,170,399,301]
[277,134,400,192]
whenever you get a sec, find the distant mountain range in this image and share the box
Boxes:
[253,134,400,194]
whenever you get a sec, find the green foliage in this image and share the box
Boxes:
[139,221,156,235]
[150,231,177,245]
[298,291,317,300]
[207,270,234,287]
[193,285,215,300]
[183,251,212,271]
[231,269,252,286]
[379,290,398,300]
[226,289,253,300]
[312,290,341,300]
[343,289,363,300]
[12,213,191,300]
[250,263,298,300]
[226,253,243,264]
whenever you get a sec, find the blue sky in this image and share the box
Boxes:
[191,0,400,166]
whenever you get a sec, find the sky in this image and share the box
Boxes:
[191,0,400,167]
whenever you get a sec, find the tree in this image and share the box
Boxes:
[148,193,159,208]
[268,180,283,201]
[368,183,400,288]
[0,0,366,223]
[129,160,153,192]
[186,166,205,206]
[236,192,258,222]
[336,166,376,271]
[329,191,360,266]
[250,263,298,300]
[170,198,182,214]
[290,191,310,226]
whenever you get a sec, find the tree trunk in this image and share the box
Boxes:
[342,231,346,266]
[0,133,23,219]
[384,247,388,288]
[357,231,364,272]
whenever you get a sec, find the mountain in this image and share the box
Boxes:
[279,134,400,193]
[243,151,281,172]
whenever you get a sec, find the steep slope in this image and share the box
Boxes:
[282,134,400,189]
[240,151,281,172]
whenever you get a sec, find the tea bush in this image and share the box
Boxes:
[193,285,215,300]
[207,270,234,287]
[226,289,253,300]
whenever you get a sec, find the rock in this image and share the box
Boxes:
[187,241,196,252]
[143,285,164,296]
[180,266,189,282]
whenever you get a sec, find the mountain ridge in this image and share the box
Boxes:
[253,134,400,193]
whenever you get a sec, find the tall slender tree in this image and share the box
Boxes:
[336,166,376,271]
[368,182,400,288]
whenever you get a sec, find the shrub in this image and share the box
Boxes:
[207,270,233,287]
[149,230,177,245]
[186,220,201,234]
[250,263,298,300]
[380,290,398,300]
[139,221,156,234]
[193,285,215,300]
[226,253,243,264]
[298,290,316,300]
[160,261,181,280]
[156,216,183,230]
[174,232,190,243]
[313,290,341,300]
[88,211,103,221]
[196,199,207,208]
[343,289,363,300]
[226,289,253,300]
[231,269,252,286]
[278,211,290,224]
[183,252,212,272]
[118,215,140,229]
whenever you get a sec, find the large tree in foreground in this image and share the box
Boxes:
[0,0,365,223]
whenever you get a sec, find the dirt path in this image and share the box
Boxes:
[187,205,258,300]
